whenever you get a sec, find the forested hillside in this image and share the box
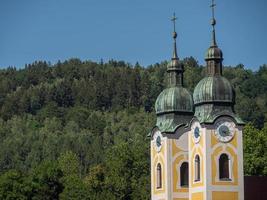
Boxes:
[0,58,266,199]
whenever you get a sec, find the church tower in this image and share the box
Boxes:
[150,14,194,200]
[189,1,245,200]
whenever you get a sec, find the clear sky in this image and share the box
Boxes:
[0,0,266,70]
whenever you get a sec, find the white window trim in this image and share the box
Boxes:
[193,154,201,183]
[176,160,189,189]
[156,161,164,190]
[215,151,235,183]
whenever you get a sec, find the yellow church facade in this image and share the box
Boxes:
[151,118,244,200]
[188,119,244,200]
[150,2,245,200]
[151,128,189,200]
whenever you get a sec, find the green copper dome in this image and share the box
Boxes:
[155,87,193,114]
[193,76,234,105]
[151,13,194,134]
[190,1,244,125]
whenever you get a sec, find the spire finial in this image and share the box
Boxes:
[171,13,177,36]
[211,0,216,21]
[171,13,178,59]
[205,0,223,76]
[210,0,217,46]
[167,13,184,87]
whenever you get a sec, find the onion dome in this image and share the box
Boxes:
[193,0,243,125]
[154,13,194,133]
[193,0,228,105]
[155,13,193,115]
[156,87,193,114]
[193,76,234,106]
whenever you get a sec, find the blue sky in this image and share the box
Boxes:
[0,0,266,70]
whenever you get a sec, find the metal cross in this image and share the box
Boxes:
[171,13,177,32]
[210,0,216,19]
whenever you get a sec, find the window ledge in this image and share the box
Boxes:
[219,178,232,181]
[181,185,189,188]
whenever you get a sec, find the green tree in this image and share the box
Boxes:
[84,164,108,200]
[58,151,79,176]
[30,161,63,200]
[243,123,267,175]
[59,175,89,200]
[0,170,29,200]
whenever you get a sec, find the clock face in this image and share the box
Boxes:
[191,122,201,143]
[153,130,162,152]
[156,136,161,147]
[194,127,200,139]
[215,121,235,143]
[218,125,230,137]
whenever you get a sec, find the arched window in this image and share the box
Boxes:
[180,162,189,187]
[194,155,200,181]
[156,163,162,188]
[219,154,231,180]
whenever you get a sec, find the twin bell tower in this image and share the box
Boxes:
[150,1,245,200]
